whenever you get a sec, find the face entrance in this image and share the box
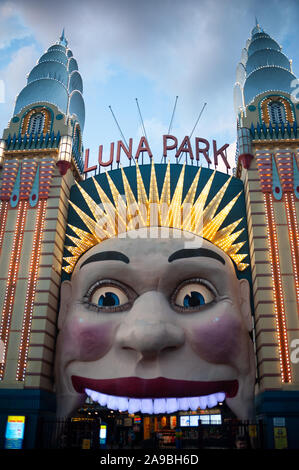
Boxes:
[55,228,255,421]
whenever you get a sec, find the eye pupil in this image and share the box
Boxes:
[183,291,205,308]
[98,292,120,307]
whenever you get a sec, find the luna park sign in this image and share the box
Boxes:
[83,135,231,174]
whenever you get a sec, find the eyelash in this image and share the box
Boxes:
[170,278,218,312]
[82,279,134,313]
[81,277,218,313]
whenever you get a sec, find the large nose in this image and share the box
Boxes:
[115,291,185,360]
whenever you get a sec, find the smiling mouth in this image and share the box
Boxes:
[72,376,238,414]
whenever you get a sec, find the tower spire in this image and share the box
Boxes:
[59,28,68,47]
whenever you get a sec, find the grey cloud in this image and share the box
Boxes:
[2,0,299,154]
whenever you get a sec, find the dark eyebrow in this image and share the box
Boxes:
[80,251,130,269]
[168,248,225,265]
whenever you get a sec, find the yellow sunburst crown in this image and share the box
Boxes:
[63,161,249,274]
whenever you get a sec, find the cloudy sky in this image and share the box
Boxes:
[0,0,299,172]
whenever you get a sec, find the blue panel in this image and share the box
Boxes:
[39,50,68,66]
[10,164,21,208]
[246,49,290,75]
[248,37,281,56]
[14,79,68,115]
[68,71,83,93]
[28,61,68,87]
[244,67,296,105]
[272,156,282,200]
[68,57,78,73]
[29,165,39,208]
[69,91,85,130]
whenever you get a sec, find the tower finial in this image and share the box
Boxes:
[59,28,68,47]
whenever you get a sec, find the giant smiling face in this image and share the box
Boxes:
[55,227,255,419]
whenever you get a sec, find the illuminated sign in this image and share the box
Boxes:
[5,416,25,449]
[99,424,107,446]
[83,135,231,174]
[179,414,222,427]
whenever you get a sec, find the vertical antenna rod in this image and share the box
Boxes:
[168,95,179,134]
[109,105,129,148]
[108,106,135,164]
[189,102,207,139]
[178,102,207,163]
[135,98,148,141]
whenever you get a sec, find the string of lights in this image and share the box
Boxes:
[284,192,299,316]
[0,201,8,254]
[0,200,28,380]
[16,199,47,381]
[264,192,292,383]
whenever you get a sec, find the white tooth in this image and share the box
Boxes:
[207,394,218,408]
[177,398,189,411]
[188,397,200,411]
[98,392,108,406]
[198,396,208,409]
[118,397,129,412]
[92,392,101,402]
[107,395,119,410]
[85,388,93,397]
[154,399,166,414]
[216,392,225,402]
[166,398,178,413]
[141,399,153,414]
[128,398,141,413]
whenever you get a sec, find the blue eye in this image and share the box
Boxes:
[98,292,120,307]
[88,283,129,310]
[175,281,215,311]
[183,291,205,307]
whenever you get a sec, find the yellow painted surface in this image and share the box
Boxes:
[30,332,55,350]
[256,346,279,360]
[10,280,27,330]
[4,208,17,231]
[258,361,281,377]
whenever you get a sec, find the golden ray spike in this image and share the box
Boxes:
[149,158,159,205]
[202,175,232,226]
[203,191,242,241]
[159,161,171,225]
[237,262,249,271]
[227,240,246,256]
[136,162,148,206]
[148,159,159,226]
[215,228,245,250]
[65,234,94,250]
[231,253,248,264]
[192,170,216,233]
[135,162,148,226]
[212,218,243,242]
[92,177,118,237]
[63,265,73,273]
[68,201,103,241]
[67,225,97,244]
[64,245,82,256]
[182,167,201,206]
[182,168,201,231]
[105,171,127,234]
[121,167,146,230]
[168,163,185,229]
[63,256,77,267]
[75,181,102,222]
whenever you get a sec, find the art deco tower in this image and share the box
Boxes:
[0,30,84,446]
[235,22,299,448]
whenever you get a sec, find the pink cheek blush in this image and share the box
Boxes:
[189,314,243,363]
[65,319,117,361]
